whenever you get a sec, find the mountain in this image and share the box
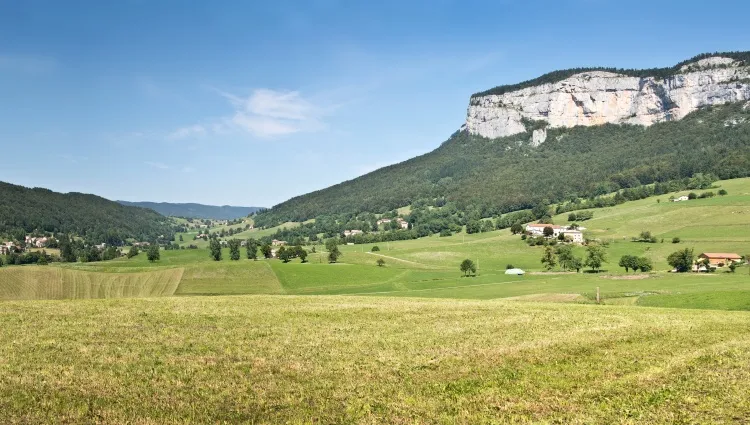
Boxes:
[116,201,263,220]
[252,52,750,226]
[0,181,173,244]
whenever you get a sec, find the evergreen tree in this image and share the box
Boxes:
[246,238,259,260]
[228,239,241,260]
[326,239,341,263]
[209,238,222,261]
[127,245,139,258]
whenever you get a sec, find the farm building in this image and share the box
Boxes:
[698,253,742,266]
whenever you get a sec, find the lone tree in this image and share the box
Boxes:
[228,239,241,261]
[541,245,557,270]
[377,258,386,267]
[667,248,694,272]
[543,226,555,238]
[571,256,583,273]
[510,222,524,235]
[209,238,222,261]
[584,245,607,272]
[556,245,575,271]
[261,243,272,259]
[297,247,308,263]
[326,239,342,263]
[460,259,477,277]
[127,245,139,258]
[278,246,291,263]
[147,244,160,262]
[246,238,258,260]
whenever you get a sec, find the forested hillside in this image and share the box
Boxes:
[117,201,263,219]
[0,182,174,244]
[255,101,750,226]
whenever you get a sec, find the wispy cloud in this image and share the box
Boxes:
[0,54,57,74]
[169,88,329,140]
[168,125,206,141]
[144,161,170,170]
[182,166,196,173]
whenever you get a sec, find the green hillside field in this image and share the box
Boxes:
[3,177,749,311]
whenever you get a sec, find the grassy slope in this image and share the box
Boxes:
[1,295,749,423]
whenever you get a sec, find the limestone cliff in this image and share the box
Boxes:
[466,56,750,142]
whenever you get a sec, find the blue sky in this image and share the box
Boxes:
[2,0,749,207]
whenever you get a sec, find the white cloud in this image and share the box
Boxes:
[169,88,327,140]
[144,161,170,170]
[167,125,206,140]
[227,89,326,137]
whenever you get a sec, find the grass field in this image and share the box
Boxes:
[2,178,750,310]
[2,179,750,423]
[0,266,182,300]
[1,295,750,423]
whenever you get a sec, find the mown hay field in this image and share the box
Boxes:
[1,295,749,424]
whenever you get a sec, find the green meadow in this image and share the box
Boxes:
[2,178,750,422]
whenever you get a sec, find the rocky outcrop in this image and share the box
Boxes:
[466,56,750,143]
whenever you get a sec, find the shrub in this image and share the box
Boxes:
[376,258,385,267]
[718,189,728,196]
[506,264,514,270]
[672,237,680,244]
[688,192,697,200]
[371,246,380,252]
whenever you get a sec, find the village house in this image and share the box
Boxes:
[563,230,584,243]
[272,239,287,247]
[376,218,392,225]
[698,252,742,266]
[0,242,16,255]
[397,218,409,229]
[344,229,363,237]
[526,224,564,237]
[672,195,689,202]
[526,224,583,242]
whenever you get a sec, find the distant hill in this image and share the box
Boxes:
[117,201,263,220]
[0,182,173,244]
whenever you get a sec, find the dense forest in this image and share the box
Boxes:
[0,183,174,244]
[471,51,750,98]
[254,101,750,227]
[117,201,264,220]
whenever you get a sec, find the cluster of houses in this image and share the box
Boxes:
[525,223,585,243]
[376,217,409,230]
[25,236,50,248]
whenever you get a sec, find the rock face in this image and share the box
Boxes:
[466,57,750,142]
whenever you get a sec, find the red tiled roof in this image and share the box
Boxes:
[526,224,562,229]
[700,253,742,259]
